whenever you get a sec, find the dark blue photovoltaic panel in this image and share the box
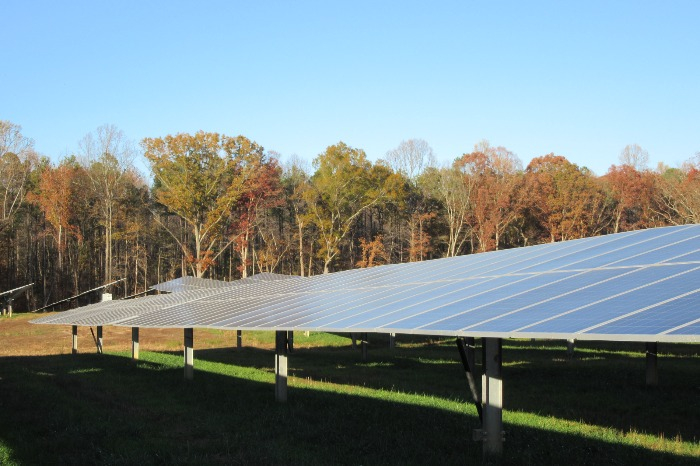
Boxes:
[590,292,700,334]
[521,265,700,334]
[415,269,628,332]
[669,322,700,335]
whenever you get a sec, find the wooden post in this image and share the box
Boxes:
[184,328,194,380]
[132,327,140,360]
[96,326,103,354]
[275,330,288,402]
[287,330,294,353]
[482,338,503,461]
[7,300,12,318]
[646,342,658,386]
[236,330,242,349]
[389,333,395,349]
[72,325,78,354]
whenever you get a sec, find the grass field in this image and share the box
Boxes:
[0,313,698,465]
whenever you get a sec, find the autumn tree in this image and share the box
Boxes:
[30,163,82,269]
[456,140,522,252]
[356,235,389,268]
[228,155,283,277]
[655,153,700,224]
[143,131,264,278]
[604,158,656,233]
[303,142,388,273]
[520,154,611,242]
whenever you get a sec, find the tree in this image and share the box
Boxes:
[603,164,656,233]
[0,120,38,232]
[655,153,700,224]
[78,125,136,284]
[30,163,82,269]
[303,142,388,273]
[385,139,436,180]
[228,155,283,278]
[143,131,264,277]
[282,155,313,276]
[520,154,610,242]
[356,235,389,268]
[619,144,650,171]
[456,140,522,252]
[419,165,474,257]
[385,139,438,262]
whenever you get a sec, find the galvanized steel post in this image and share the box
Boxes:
[132,327,140,360]
[482,338,503,461]
[275,330,288,402]
[184,328,194,380]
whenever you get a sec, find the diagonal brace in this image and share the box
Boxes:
[457,337,483,424]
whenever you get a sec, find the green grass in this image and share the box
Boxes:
[0,331,698,465]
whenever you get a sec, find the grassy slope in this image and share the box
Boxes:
[0,314,698,465]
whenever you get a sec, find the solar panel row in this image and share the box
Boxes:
[32,225,700,343]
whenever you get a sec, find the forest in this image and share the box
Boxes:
[1,119,699,311]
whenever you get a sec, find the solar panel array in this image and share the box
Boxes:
[151,273,297,293]
[32,225,700,342]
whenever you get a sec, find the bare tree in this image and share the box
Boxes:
[78,124,136,284]
[0,120,38,231]
[385,139,436,180]
[619,144,650,171]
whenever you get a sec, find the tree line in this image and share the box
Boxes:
[1,120,699,311]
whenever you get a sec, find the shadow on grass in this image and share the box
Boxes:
[1,343,695,464]
[188,339,700,448]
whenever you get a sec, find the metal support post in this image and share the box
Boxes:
[287,330,294,353]
[72,325,78,354]
[275,330,288,402]
[236,330,242,349]
[361,332,368,361]
[132,327,140,360]
[184,328,194,380]
[7,300,12,318]
[566,338,575,359]
[96,326,103,354]
[646,342,658,386]
[389,333,395,349]
[481,338,504,461]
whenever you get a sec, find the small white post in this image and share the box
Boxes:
[132,327,140,360]
[482,338,503,461]
[96,326,103,354]
[184,328,194,380]
[72,325,78,354]
[275,330,288,402]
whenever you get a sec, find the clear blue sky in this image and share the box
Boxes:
[2,1,698,175]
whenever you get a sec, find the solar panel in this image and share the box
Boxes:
[151,273,299,293]
[1,283,33,301]
[31,225,700,343]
